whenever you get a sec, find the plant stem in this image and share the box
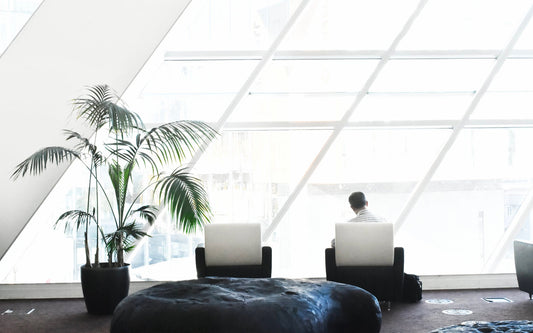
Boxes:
[92,131,100,267]
[84,163,93,267]
[84,232,91,268]
[116,230,124,266]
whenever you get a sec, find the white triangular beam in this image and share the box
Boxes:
[0,0,191,263]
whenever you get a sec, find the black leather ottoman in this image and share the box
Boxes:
[111,277,381,333]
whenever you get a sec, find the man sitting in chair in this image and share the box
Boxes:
[331,191,386,247]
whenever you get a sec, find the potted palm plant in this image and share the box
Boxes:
[11,85,217,314]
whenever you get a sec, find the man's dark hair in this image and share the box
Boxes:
[348,192,366,209]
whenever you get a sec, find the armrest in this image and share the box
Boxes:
[393,247,404,301]
[325,248,337,281]
[195,247,207,278]
[261,246,272,278]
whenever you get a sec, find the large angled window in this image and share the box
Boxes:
[3,0,533,284]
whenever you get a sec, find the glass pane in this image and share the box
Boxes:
[161,0,299,51]
[486,59,533,91]
[398,0,532,50]
[353,59,493,122]
[280,0,419,50]
[227,59,377,122]
[473,59,533,119]
[195,130,331,223]
[268,129,450,278]
[473,91,533,120]
[229,94,353,122]
[129,210,202,281]
[128,60,258,123]
[515,10,533,49]
[143,61,259,94]
[356,93,473,121]
[252,60,377,94]
[472,59,533,119]
[402,128,533,275]
[370,59,493,93]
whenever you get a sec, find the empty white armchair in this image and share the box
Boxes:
[326,222,404,302]
[514,239,533,299]
[195,223,272,278]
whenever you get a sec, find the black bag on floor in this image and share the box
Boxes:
[402,273,422,302]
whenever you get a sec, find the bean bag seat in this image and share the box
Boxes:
[111,277,381,333]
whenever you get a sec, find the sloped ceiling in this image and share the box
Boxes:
[0,0,191,260]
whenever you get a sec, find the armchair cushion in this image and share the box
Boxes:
[205,223,262,266]
[195,223,272,278]
[335,222,394,266]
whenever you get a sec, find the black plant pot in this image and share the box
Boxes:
[81,263,130,315]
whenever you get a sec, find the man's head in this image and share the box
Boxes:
[348,192,367,211]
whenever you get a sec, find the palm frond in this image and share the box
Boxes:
[155,167,211,234]
[73,85,115,129]
[105,138,137,163]
[104,222,149,254]
[129,205,158,225]
[106,102,144,135]
[73,84,144,134]
[104,138,158,172]
[63,130,103,166]
[121,222,149,240]
[108,161,134,222]
[104,232,120,256]
[108,162,125,220]
[11,146,80,179]
[55,210,96,233]
[140,120,217,166]
[63,130,92,152]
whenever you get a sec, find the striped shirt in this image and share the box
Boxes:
[347,208,386,223]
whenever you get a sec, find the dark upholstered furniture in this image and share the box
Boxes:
[110,277,382,333]
[514,240,533,299]
[196,246,272,278]
[195,223,272,278]
[326,247,404,302]
[326,222,404,303]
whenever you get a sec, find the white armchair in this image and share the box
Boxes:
[195,223,272,278]
[326,222,404,302]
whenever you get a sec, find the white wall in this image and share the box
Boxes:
[0,0,191,260]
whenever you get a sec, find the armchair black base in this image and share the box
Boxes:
[196,246,272,278]
[325,247,404,302]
